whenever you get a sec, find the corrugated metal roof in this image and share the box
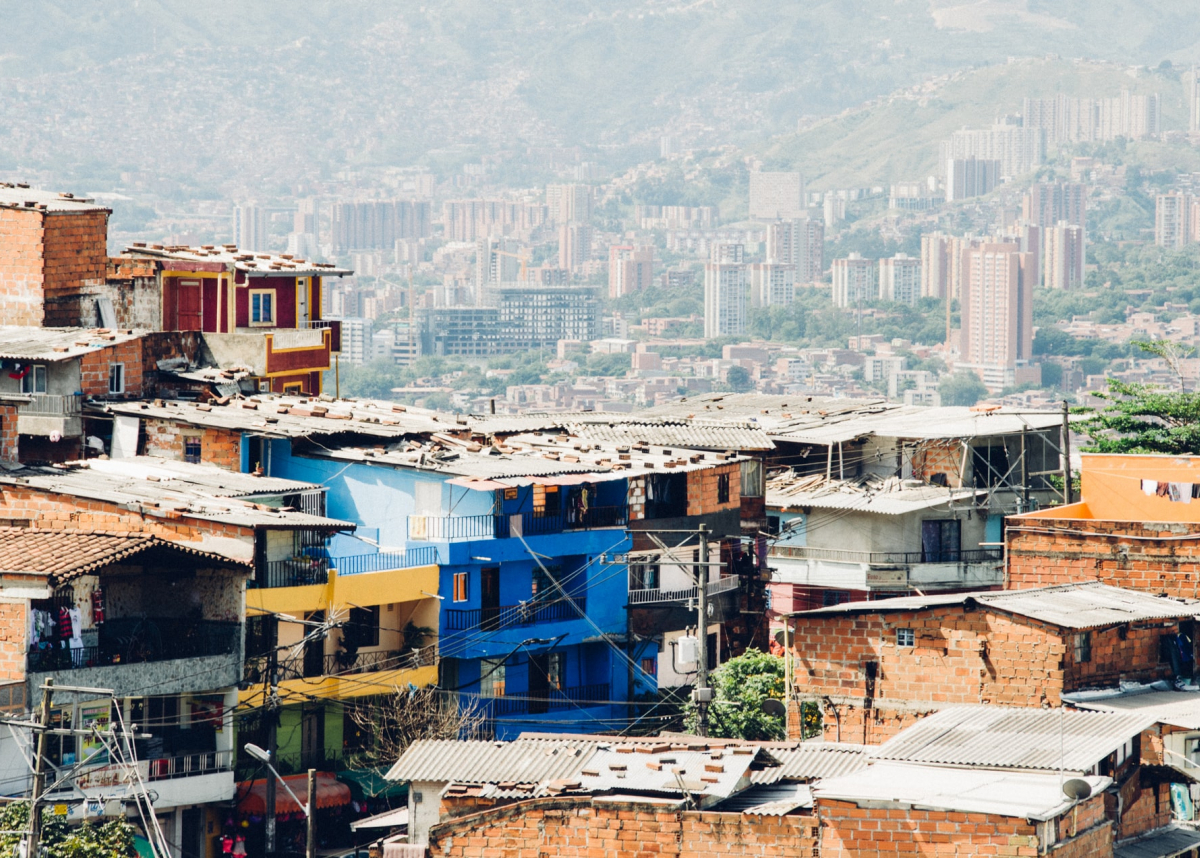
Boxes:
[1114,826,1200,858]
[92,457,317,498]
[714,782,813,815]
[0,326,144,361]
[575,746,770,800]
[384,738,597,784]
[104,395,447,440]
[1066,683,1200,730]
[125,244,352,277]
[793,583,1200,629]
[813,762,1110,821]
[564,422,774,452]
[767,473,983,515]
[749,743,869,783]
[977,583,1200,629]
[871,706,1154,772]
[0,187,109,212]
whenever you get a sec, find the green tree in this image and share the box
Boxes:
[938,370,988,407]
[1080,380,1200,454]
[683,649,785,740]
[726,366,753,391]
[0,803,137,858]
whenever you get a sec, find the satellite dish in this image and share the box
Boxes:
[774,629,786,647]
[1062,778,1092,801]
[761,698,786,717]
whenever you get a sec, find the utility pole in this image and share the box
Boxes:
[1061,400,1073,505]
[27,679,53,858]
[306,769,317,858]
[784,622,793,739]
[694,524,711,737]
[265,616,279,858]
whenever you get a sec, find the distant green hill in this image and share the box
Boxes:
[762,59,1190,188]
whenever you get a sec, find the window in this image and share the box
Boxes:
[921,520,961,563]
[348,605,380,648]
[282,382,302,394]
[717,473,730,504]
[630,562,660,591]
[107,363,124,395]
[20,365,46,395]
[480,658,506,697]
[740,459,763,498]
[1074,632,1092,664]
[896,628,915,648]
[250,290,275,325]
[546,652,564,691]
[532,564,563,599]
[453,572,469,602]
[640,657,657,677]
[183,437,201,464]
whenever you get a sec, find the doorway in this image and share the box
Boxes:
[480,567,500,631]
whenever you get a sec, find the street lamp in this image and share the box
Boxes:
[245,743,317,858]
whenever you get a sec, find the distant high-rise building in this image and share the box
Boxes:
[636,205,718,230]
[1156,193,1194,249]
[294,198,318,235]
[660,136,679,158]
[441,199,549,241]
[608,245,654,299]
[1043,221,1086,291]
[822,195,846,230]
[546,184,593,224]
[1023,183,1086,230]
[945,158,1000,201]
[766,218,824,283]
[232,204,269,252]
[749,172,805,220]
[749,262,796,307]
[559,223,592,274]
[831,253,877,308]
[1190,69,1200,134]
[331,200,432,252]
[475,237,525,296]
[1022,92,1161,144]
[327,316,374,366]
[920,233,952,300]
[878,254,922,305]
[941,125,1044,178]
[704,244,746,338]
[997,221,1043,286]
[959,242,1035,387]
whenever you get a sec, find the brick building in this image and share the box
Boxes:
[1008,453,1200,601]
[0,186,110,328]
[787,582,1200,744]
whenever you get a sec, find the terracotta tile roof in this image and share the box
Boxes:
[0,527,251,583]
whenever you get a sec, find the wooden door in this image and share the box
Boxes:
[177,279,202,331]
[480,567,500,631]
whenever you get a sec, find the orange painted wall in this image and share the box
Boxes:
[1017,453,1200,524]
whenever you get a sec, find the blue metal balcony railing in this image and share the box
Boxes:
[335,546,438,575]
[443,598,584,632]
[255,547,440,589]
[408,506,628,542]
[484,683,612,716]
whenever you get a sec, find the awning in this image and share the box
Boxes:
[350,806,408,832]
[237,772,351,816]
[337,767,408,802]
[1114,825,1200,858]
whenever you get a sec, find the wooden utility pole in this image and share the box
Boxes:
[695,525,710,738]
[27,679,53,858]
[306,769,317,858]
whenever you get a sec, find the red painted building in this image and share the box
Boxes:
[119,244,351,394]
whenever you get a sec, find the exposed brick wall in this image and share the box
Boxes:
[791,605,1177,742]
[1116,780,1172,842]
[428,797,818,858]
[1007,519,1200,600]
[687,462,741,517]
[0,485,253,550]
[80,340,144,398]
[141,417,242,470]
[0,601,27,681]
[41,211,110,327]
[0,405,18,463]
[911,439,964,487]
[817,793,1110,857]
[0,208,48,326]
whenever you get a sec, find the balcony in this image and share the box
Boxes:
[629,575,740,606]
[408,506,628,542]
[303,320,342,353]
[203,326,333,380]
[17,393,83,437]
[28,618,240,672]
[474,683,612,716]
[253,547,438,589]
[443,598,583,632]
[244,646,436,684]
[768,545,1004,591]
[147,749,234,782]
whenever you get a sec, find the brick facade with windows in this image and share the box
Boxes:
[790,596,1184,744]
[79,339,144,398]
[140,417,242,470]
